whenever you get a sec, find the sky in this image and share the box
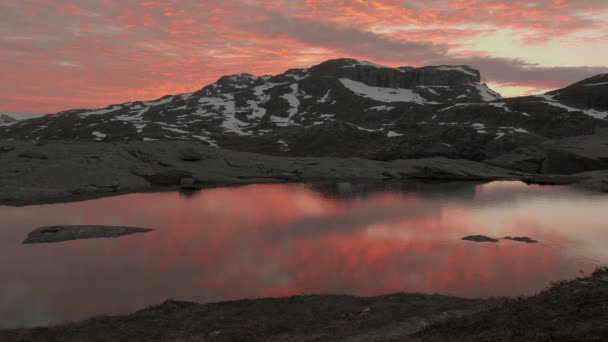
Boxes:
[1,0,608,114]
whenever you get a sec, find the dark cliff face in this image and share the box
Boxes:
[307,58,480,88]
[547,74,608,110]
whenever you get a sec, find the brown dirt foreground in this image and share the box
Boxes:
[1,269,607,342]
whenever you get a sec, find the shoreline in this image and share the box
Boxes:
[0,139,600,207]
[1,269,606,341]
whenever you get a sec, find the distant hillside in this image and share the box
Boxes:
[1,59,607,161]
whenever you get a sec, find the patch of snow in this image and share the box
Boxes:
[91,131,107,139]
[426,88,440,95]
[488,102,512,112]
[144,97,173,107]
[78,105,122,116]
[339,78,427,103]
[277,139,290,151]
[168,105,188,111]
[495,132,505,139]
[369,105,395,111]
[288,73,309,81]
[134,123,147,132]
[273,83,301,126]
[521,112,530,117]
[438,103,470,112]
[436,66,477,77]
[192,135,218,147]
[472,123,485,129]
[181,93,194,100]
[197,94,252,135]
[474,83,502,101]
[477,130,488,134]
[143,138,158,141]
[499,126,529,133]
[342,60,389,69]
[538,96,608,119]
[318,90,332,103]
[247,82,286,120]
[387,131,403,137]
[345,122,382,132]
[161,127,189,134]
[583,82,608,87]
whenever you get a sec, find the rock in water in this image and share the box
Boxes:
[504,236,538,243]
[461,235,499,243]
[23,225,154,244]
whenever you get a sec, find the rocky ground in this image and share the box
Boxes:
[1,138,599,206]
[415,268,608,341]
[1,269,606,341]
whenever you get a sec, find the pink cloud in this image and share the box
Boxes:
[0,0,606,113]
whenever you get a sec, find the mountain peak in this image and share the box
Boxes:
[0,114,17,127]
[307,58,481,88]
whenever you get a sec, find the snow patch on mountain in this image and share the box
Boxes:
[488,102,512,112]
[474,83,502,101]
[79,105,123,116]
[92,131,107,139]
[342,60,390,69]
[273,83,301,126]
[537,94,608,119]
[369,105,395,111]
[339,78,427,104]
[584,82,608,87]
[436,66,477,77]
[318,90,332,103]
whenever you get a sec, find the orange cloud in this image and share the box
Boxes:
[0,0,606,114]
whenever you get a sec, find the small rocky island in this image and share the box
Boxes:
[23,225,155,244]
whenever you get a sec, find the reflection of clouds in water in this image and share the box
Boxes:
[0,181,605,328]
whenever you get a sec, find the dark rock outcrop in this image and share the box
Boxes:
[504,236,538,243]
[0,114,17,125]
[461,235,499,243]
[547,73,608,111]
[178,147,203,161]
[308,58,481,88]
[23,225,154,244]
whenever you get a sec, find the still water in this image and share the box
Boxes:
[1,181,607,328]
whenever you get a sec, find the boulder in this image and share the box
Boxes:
[23,225,154,244]
[178,147,203,161]
[137,169,193,186]
[504,236,538,243]
[179,177,198,190]
[462,235,498,243]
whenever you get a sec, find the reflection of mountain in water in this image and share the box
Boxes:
[308,180,478,201]
[0,182,605,328]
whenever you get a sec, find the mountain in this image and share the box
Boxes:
[1,59,607,161]
[0,114,17,127]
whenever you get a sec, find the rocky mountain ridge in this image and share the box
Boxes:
[0,114,17,127]
[1,59,606,162]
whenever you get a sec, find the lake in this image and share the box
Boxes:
[1,181,607,328]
